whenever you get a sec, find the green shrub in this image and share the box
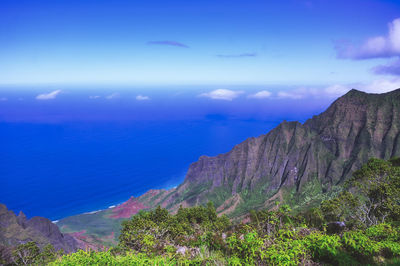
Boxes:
[380,241,400,257]
[226,231,264,264]
[119,203,231,252]
[262,239,308,266]
[304,232,356,265]
[342,231,381,261]
[50,160,400,266]
[365,223,400,242]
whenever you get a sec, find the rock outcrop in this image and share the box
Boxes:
[0,203,78,253]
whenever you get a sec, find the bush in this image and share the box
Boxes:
[342,231,381,261]
[365,223,400,242]
[305,232,356,265]
[52,158,400,266]
[262,239,308,266]
[226,231,264,264]
[119,203,231,253]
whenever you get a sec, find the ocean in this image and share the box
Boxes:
[0,88,334,220]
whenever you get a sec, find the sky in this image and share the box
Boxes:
[2,0,400,218]
[1,0,400,91]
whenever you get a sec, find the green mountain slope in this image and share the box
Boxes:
[58,88,400,246]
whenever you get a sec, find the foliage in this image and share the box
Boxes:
[249,204,296,236]
[25,159,400,265]
[316,158,400,229]
[8,242,59,265]
[346,158,400,225]
[49,249,234,265]
[119,202,231,253]
[11,241,40,265]
[304,232,352,265]
[320,191,361,227]
[262,237,309,265]
[226,230,264,264]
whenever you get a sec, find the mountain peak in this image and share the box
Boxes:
[340,88,400,100]
[347,88,364,94]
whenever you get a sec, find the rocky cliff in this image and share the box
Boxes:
[134,89,400,217]
[58,88,400,243]
[0,204,78,253]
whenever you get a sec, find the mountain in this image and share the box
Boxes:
[0,204,78,253]
[57,88,400,245]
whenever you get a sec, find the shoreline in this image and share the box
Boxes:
[55,183,181,223]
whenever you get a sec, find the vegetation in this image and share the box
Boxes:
[1,242,62,265]
[2,158,399,265]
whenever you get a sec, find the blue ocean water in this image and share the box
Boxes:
[0,120,281,220]
[0,88,335,220]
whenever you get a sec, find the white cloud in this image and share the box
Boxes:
[36,90,62,100]
[361,78,400,93]
[276,79,400,100]
[277,90,305,99]
[105,93,120,100]
[373,58,400,76]
[323,84,350,96]
[336,18,400,59]
[199,89,243,101]
[320,79,400,95]
[277,85,359,99]
[136,95,150,101]
[89,95,101,99]
[0,97,7,101]
[248,90,272,99]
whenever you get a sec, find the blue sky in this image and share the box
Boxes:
[1,0,400,89]
[2,0,400,218]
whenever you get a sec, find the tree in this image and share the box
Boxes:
[12,242,40,265]
[37,244,57,264]
[347,158,400,225]
[320,191,361,226]
[320,158,400,227]
[119,203,231,253]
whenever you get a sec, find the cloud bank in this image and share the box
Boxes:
[36,90,62,100]
[105,93,120,100]
[277,91,305,99]
[373,59,400,76]
[336,18,400,60]
[248,90,272,99]
[199,89,243,101]
[277,79,400,100]
[361,78,400,93]
[136,95,150,101]
[147,41,189,48]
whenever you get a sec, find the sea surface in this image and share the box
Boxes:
[0,87,335,220]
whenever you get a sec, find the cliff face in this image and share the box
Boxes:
[304,89,400,184]
[0,204,78,253]
[136,89,400,216]
[58,88,400,243]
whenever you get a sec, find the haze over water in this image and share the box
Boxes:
[0,87,334,220]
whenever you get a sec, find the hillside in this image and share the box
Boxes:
[0,204,78,256]
[58,88,400,246]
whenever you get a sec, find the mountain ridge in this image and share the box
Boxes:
[0,203,78,253]
[57,88,400,246]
